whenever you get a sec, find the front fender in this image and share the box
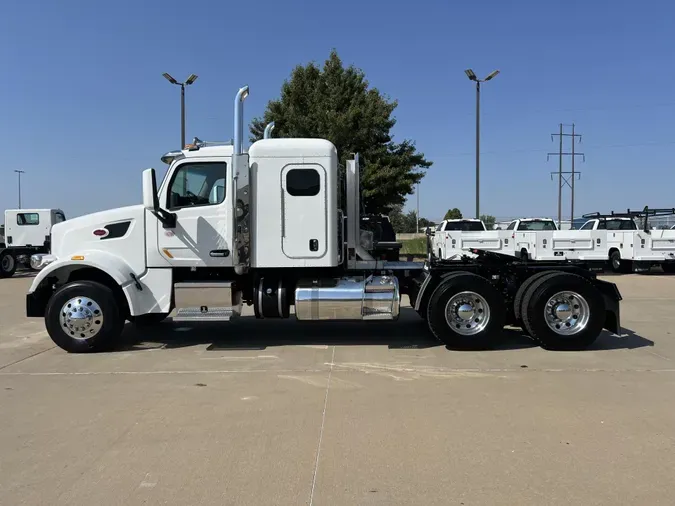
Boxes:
[29,250,136,294]
[28,251,172,317]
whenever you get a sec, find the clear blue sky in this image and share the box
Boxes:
[1,0,673,222]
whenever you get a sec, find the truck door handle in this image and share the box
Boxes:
[209,250,230,257]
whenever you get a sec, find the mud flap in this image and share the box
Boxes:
[594,279,622,335]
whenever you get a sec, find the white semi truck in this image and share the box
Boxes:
[0,208,66,278]
[26,86,622,353]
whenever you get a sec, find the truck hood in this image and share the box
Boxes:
[51,205,146,259]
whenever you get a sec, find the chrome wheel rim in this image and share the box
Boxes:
[59,296,104,340]
[1,254,14,272]
[544,291,589,335]
[445,291,490,336]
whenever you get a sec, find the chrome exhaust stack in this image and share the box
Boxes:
[232,85,251,275]
[233,85,249,155]
[263,121,275,139]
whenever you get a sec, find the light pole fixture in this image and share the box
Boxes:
[14,170,25,208]
[162,73,199,148]
[465,68,500,219]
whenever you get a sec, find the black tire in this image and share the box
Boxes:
[0,251,16,278]
[426,272,506,349]
[609,250,622,273]
[132,313,169,326]
[520,249,529,261]
[522,273,605,350]
[45,280,125,353]
[513,271,564,330]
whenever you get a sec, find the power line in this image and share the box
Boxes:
[433,139,675,159]
[548,124,584,227]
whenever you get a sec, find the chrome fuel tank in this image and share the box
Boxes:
[294,276,400,321]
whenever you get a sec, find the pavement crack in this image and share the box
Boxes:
[309,346,335,506]
[0,345,56,371]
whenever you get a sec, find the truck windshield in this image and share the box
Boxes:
[518,220,556,231]
[444,221,485,231]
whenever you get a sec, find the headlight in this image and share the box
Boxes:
[30,254,57,270]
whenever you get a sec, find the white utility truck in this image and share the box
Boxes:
[434,217,559,262]
[0,208,66,278]
[26,86,621,353]
[532,208,675,273]
[432,219,490,260]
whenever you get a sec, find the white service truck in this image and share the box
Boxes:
[434,217,558,261]
[431,219,487,259]
[533,209,675,273]
[26,85,622,353]
[0,208,66,278]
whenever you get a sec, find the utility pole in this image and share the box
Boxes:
[548,124,584,228]
[416,184,420,233]
[14,170,25,208]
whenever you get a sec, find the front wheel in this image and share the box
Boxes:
[45,280,125,353]
[0,251,16,278]
[521,273,605,350]
[426,272,505,349]
[662,262,675,274]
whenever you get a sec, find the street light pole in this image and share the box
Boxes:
[464,69,500,219]
[14,170,25,208]
[162,73,199,148]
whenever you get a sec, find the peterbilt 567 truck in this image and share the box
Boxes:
[26,85,622,353]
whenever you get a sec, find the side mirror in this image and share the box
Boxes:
[142,168,176,228]
[142,168,159,211]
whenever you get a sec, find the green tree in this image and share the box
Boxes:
[249,50,432,213]
[444,208,463,220]
[480,214,496,230]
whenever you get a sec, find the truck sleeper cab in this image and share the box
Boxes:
[25,85,622,354]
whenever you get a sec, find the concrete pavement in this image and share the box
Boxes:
[1,273,674,505]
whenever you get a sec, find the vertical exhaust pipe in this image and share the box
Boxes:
[233,85,249,154]
[263,122,275,139]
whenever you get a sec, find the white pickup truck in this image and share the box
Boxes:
[533,213,675,273]
[432,219,487,259]
[433,217,559,261]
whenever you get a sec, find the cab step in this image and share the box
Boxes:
[172,281,242,323]
[173,307,238,322]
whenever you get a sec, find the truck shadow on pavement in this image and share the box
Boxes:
[117,308,654,353]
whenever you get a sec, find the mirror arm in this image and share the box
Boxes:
[153,208,176,229]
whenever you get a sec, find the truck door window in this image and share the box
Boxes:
[286,168,320,196]
[167,162,227,210]
[17,213,40,225]
[54,212,66,223]
[580,221,594,230]
[506,222,516,230]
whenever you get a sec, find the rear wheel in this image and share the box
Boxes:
[45,281,125,353]
[0,251,16,278]
[513,271,562,330]
[521,273,605,350]
[426,272,505,349]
